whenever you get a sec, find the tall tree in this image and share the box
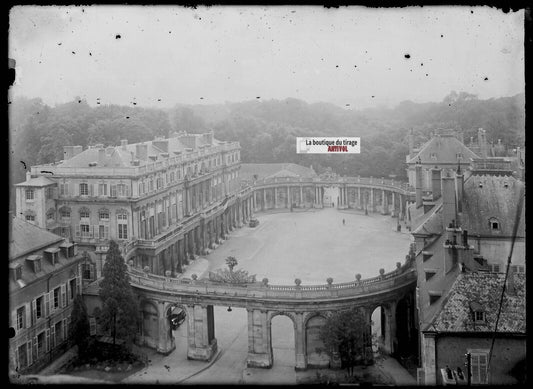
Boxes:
[70,294,91,358]
[99,240,138,346]
[319,308,369,376]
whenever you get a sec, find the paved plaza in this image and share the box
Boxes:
[123,207,413,384]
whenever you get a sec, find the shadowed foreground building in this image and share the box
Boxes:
[9,214,84,374]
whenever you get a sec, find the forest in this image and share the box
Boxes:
[9,91,525,210]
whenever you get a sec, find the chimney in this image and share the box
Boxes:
[408,129,414,158]
[98,148,106,164]
[121,139,128,150]
[415,163,423,208]
[26,171,31,181]
[431,168,442,201]
[478,128,488,158]
[506,266,516,296]
[135,143,148,160]
[455,168,464,214]
[462,229,468,246]
[63,145,74,160]
[441,171,456,230]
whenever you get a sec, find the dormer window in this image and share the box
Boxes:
[429,291,442,305]
[470,302,485,322]
[430,153,438,160]
[488,217,500,231]
[26,255,42,273]
[456,153,463,160]
[25,214,35,222]
[25,188,34,200]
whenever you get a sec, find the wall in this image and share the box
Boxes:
[435,335,525,385]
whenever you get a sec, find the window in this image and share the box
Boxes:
[170,172,175,183]
[470,351,488,384]
[511,265,525,274]
[99,210,109,221]
[37,331,45,357]
[17,306,25,330]
[117,184,129,197]
[81,224,90,237]
[472,311,485,322]
[98,183,107,196]
[15,266,22,280]
[25,215,35,222]
[59,183,69,196]
[25,189,34,200]
[489,218,500,231]
[156,177,163,190]
[36,296,44,319]
[118,224,128,240]
[429,293,441,305]
[110,184,117,197]
[69,279,77,300]
[33,259,41,273]
[18,344,28,369]
[46,187,54,199]
[60,208,71,220]
[80,209,90,220]
[55,321,63,345]
[83,264,91,279]
[425,271,436,281]
[46,210,55,222]
[53,287,60,309]
[99,225,109,239]
[491,264,501,273]
[79,183,89,196]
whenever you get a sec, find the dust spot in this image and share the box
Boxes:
[404,54,411,59]
[116,34,121,39]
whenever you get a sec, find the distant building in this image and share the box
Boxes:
[9,214,84,374]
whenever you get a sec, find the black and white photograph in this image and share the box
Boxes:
[8,5,525,385]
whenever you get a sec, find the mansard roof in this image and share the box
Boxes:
[407,134,479,165]
[427,272,525,333]
[461,174,525,237]
[9,215,63,259]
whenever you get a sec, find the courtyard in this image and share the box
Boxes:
[121,207,413,384]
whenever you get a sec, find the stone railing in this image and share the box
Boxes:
[127,262,416,301]
[251,176,413,194]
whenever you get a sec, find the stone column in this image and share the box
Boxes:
[246,309,273,368]
[294,313,307,370]
[300,186,303,206]
[157,302,175,354]
[263,189,266,210]
[381,190,387,215]
[187,304,217,362]
[274,187,278,209]
[422,332,437,385]
[370,188,375,213]
[384,302,397,355]
[391,191,396,217]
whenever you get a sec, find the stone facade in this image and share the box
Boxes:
[9,215,84,374]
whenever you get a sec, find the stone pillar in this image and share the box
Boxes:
[157,302,175,354]
[187,304,217,361]
[422,332,437,385]
[300,186,303,207]
[381,190,388,215]
[370,188,375,213]
[400,195,404,220]
[263,189,266,210]
[287,186,290,208]
[384,302,397,355]
[358,187,362,209]
[274,187,278,209]
[246,309,273,368]
[392,191,396,217]
[294,313,307,370]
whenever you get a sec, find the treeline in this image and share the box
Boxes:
[9,92,524,209]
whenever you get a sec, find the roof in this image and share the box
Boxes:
[412,202,443,236]
[427,272,525,333]
[9,216,63,259]
[55,133,224,169]
[14,176,56,187]
[407,134,479,165]
[239,163,317,182]
[461,175,525,237]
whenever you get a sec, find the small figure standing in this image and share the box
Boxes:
[342,219,345,225]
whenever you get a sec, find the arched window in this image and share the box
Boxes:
[46,208,55,222]
[79,208,90,220]
[99,208,110,221]
[59,207,71,221]
[488,217,500,231]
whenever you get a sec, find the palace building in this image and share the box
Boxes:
[14,132,255,279]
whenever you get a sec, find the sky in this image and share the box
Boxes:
[9,5,524,110]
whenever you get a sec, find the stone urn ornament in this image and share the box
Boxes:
[294,278,302,287]
[191,274,198,281]
[356,273,362,282]
[143,266,150,273]
[326,277,333,286]
[379,268,385,276]
[262,278,269,286]
[396,262,402,269]
[165,270,172,277]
